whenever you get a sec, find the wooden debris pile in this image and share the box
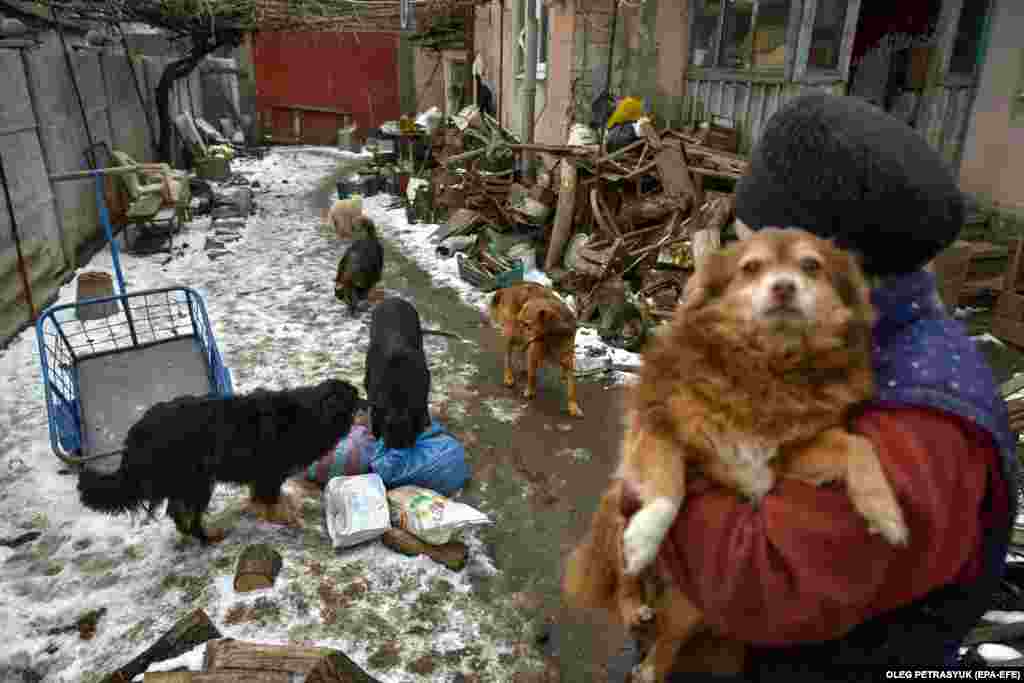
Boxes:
[414,109,750,333]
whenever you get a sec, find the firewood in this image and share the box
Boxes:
[654,140,699,208]
[616,195,677,228]
[144,672,288,682]
[590,188,621,238]
[304,652,384,682]
[380,527,468,572]
[101,609,222,683]
[691,194,735,271]
[545,159,579,272]
[203,640,359,677]
[233,544,283,593]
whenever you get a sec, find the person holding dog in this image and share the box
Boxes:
[617,92,1018,679]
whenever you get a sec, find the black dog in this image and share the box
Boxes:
[335,217,384,315]
[365,297,431,450]
[77,379,362,545]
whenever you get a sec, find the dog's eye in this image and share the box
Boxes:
[800,257,822,275]
[741,260,762,276]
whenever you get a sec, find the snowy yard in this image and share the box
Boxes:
[0,147,639,682]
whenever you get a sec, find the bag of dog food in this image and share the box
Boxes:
[369,421,470,497]
[386,485,492,545]
[307,424,378,484]
[323,473,391,549]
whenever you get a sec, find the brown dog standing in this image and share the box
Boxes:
[490,282,582,418]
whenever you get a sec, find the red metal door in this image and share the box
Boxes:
[253,31,401,143]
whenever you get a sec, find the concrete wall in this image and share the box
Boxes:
[0,25,216,346]
[958,0,1024,213]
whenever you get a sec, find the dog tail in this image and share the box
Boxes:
[77,463,150,516]
[562,480,626,612]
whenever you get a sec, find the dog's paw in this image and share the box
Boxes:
[568,402,584,418]
[631,605,655,626]
[630,661,658,683]
[622,498,678,576]
[867,513,910,547]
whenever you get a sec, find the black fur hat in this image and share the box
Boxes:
[734,92,964,277]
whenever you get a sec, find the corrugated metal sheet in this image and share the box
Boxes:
[252,31,401,143]
[684,74,973,165]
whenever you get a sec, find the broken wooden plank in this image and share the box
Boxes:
[306,651,385,683]
[380,527,468,572]
[144,672,288,682]
[653,141,698,207]
[590,187,622,238]
[545,159,579,272]
[204,640,338,676]
[102,610,222,683]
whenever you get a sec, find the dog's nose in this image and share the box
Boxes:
[771,277,797,303]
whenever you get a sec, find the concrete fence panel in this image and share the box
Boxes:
[101,52,156,163]
[0,49,67,344]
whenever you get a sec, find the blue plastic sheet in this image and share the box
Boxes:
[309,421,470,497]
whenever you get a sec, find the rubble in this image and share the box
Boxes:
[400,105,750,347]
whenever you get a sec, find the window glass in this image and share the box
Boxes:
[721,0,755,69]
[751,0,791,69]
[808,0,847,70]
[948,0,987,75]
[691,0,723,68]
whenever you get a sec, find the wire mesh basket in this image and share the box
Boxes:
[35,286,233,465]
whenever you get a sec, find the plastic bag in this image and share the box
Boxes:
[386,485,492,545]
[323,473,391,549]
[307,424,377,484]
[370,422,470,497]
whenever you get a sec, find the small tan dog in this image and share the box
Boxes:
[564,228,909,681]
[490,282,583,418]
[326,195,364,239]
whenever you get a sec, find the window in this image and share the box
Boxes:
[690,0,793,71]
[517,0,549,79]
[690,0,721,67]
[807,0,847,70]
[948,0,988,76]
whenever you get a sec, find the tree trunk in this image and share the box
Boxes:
[155,35,240,163]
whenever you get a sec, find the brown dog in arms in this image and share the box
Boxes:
[563,228,909,681]
[490,282,583,418]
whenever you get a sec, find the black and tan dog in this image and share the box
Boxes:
[365,297,432,449]
[335,217,384,315]
[77,379,362,545]
[490,282,582,418]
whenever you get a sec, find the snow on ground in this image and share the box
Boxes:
[360,195,641,383]
[3,146,633,681]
